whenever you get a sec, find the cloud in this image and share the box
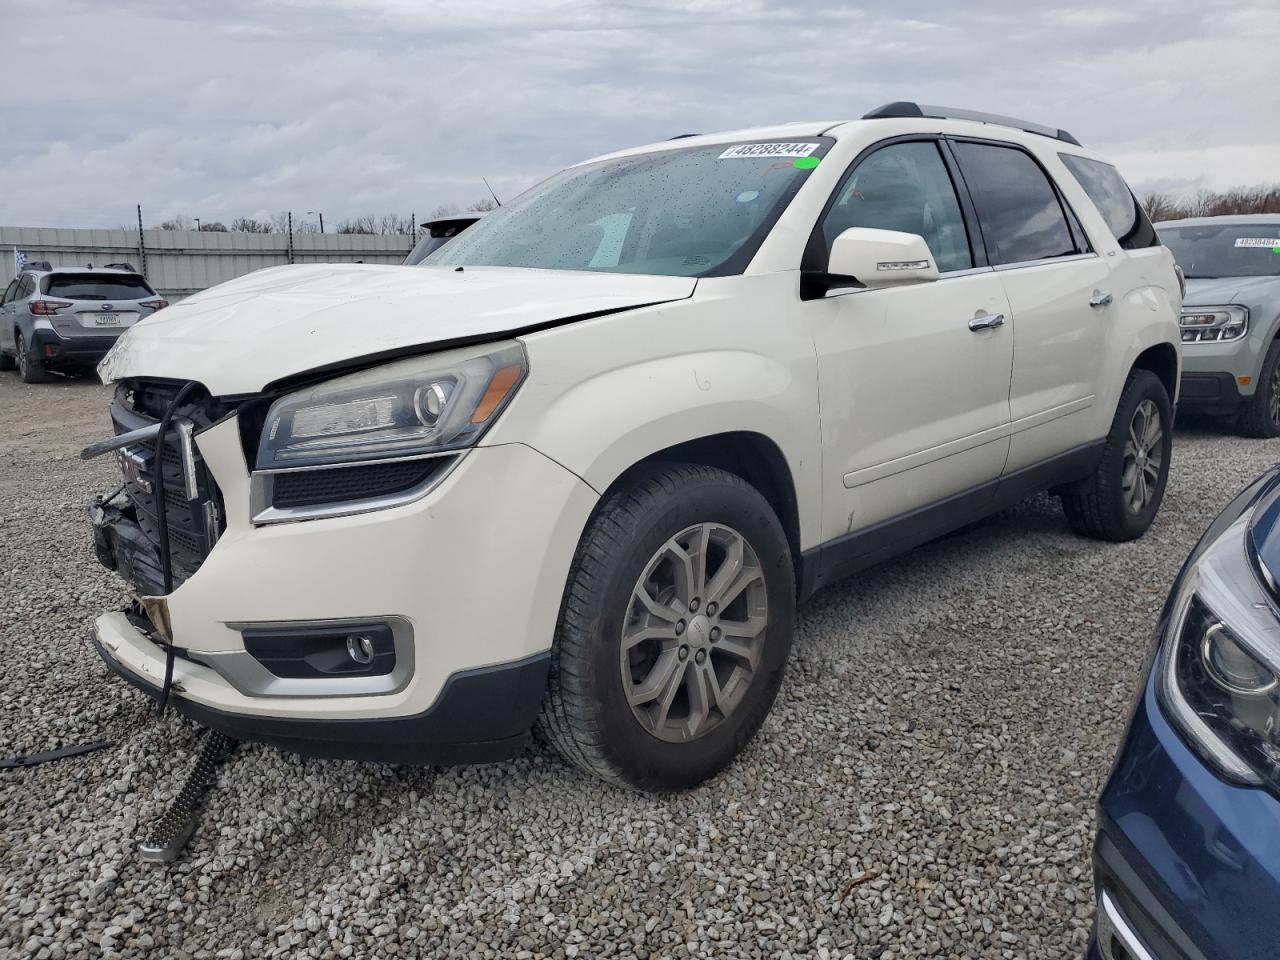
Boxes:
[1,0,1276,228]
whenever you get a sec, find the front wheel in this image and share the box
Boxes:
[1061,369,1172,542]
[538,463,795,791]
[1238,340,1280,438]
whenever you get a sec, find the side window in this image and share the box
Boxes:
[0,280,16,305]
[951,142,1080,265]
[15,276,34,300]
[1058,153,1160,250]
[821,141,973,273]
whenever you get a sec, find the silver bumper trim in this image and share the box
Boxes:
[1097,890,1159,960]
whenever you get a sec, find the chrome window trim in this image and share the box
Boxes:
[195,616,414,698]
[250,450,463,525]
[992,251,1099,272]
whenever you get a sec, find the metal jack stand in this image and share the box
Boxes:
[138,731,238,863]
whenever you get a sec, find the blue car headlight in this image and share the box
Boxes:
[1158,503,1280,792]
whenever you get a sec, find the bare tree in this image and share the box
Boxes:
[1138,184,1280,222]
[158,215,194,231]
[269,211,292,234]
[378,213,413,235]
[335,215,377,235]
[230,217,273,233]
[428,203,461,219]
[467,197,499,212]
[198,221,229,232]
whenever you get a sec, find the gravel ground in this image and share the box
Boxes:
[1,371,1277,960]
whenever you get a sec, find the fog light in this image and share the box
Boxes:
[346,634,375,665]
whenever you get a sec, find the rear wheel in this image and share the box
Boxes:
[538,463,795,791]
[1061,369,1172,542]
[16,333,51,383]
[1238,340,1280,438]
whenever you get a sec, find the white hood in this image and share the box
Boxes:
[98,263,696,395]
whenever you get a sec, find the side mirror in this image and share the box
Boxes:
[819,227,940,292]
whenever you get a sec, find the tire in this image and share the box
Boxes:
[1238,340,1280,438]
[1061,369,1172,542]
[0,348,14,371]
[16,334,51,384]
[538,463,796,791]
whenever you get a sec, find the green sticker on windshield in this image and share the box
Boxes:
[793,156,821,170]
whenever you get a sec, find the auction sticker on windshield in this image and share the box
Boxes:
[719,142,820,159]
[1235,238,1280,248]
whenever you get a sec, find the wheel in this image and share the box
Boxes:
[0,348,14,371]
[1061,369,1172,542]
[1238,340,1280,438]
[16,334,51,383]
[538,463,795,791]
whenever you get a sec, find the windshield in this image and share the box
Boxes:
[427,138,833,277]
[1158,223,1280,279]
[404,218,478,266]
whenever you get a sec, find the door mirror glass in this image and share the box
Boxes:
[827,227,939,289]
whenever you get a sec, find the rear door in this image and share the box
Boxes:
[949,139,1112,473]
[805,138,1014,554]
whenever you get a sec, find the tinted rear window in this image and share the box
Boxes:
[1059,154,1159,250]
[44,273,155,300]
[951,142,1081,265]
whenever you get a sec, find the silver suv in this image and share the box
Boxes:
[0,265,166,382]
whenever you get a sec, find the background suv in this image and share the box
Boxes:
[0,265,166,382]
[1159,214,1280,436]
[85,103,1181,791]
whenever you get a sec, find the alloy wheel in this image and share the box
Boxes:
[1121,398,1163,514]
[620,522,768,743]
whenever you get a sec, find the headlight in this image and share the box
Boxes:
[256,340,527,469]
[249,341,526,523]
[1179,304,1248,343]
[1158,496,1280,791]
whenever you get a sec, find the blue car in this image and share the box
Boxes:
[1091,467,1280,960]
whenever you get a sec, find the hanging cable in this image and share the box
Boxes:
[151,381,198,717]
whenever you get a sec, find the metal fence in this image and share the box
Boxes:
[1,225,415,300]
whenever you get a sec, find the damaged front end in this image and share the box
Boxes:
[86,379,232,596]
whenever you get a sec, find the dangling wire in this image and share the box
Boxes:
[151,381,198,717]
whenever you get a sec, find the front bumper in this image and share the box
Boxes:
[94,629,550,763]
[1177,371,1246,412]
[91,415,598,763]
[1090,673,1280,960]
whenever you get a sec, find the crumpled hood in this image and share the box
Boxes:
[1184,275,1280,307]
[98,263,696,395]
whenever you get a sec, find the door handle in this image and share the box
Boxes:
[1089,292,1113,308]
[968,313,1005,331]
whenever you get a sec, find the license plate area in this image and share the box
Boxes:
[93,313,122,326]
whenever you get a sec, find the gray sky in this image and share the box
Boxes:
[2,0,1277,229]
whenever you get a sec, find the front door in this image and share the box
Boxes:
[805,139,1014,569]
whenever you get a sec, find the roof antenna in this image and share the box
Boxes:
[482,177,502,208]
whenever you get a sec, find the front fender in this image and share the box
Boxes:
[483,281,823,550]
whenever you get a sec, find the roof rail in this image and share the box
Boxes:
[862,101,1082,147]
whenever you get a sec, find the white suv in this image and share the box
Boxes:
[86,103,1182,790]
